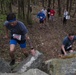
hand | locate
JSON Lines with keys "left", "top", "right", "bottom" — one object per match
{"left": 30, "top": 49, "right": 36, "bottom": 56}
{"left": 64, "top": 52, "right": 67, "bottom": 55}
{"left": 70, "top": 50, "right": 73, "bottom": 53}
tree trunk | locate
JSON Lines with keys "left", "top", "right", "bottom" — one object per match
{"left": 53, "top": 0, "right": 55, "bottom": 9}
{"left": 18, "top": 0, "right": 21, "bottom": 19}
{"left": 9, "top": 0, "right": 12, "bottom": 12}
{"left": 66, "top": 0, "right": 69, "bottom": 11}
{"left": 47, "top": 0, "right": 51, "bottom": 7}
{"left": 72, "top": 0, "right": 76, "bottom": 17}
{"left": 42, "top": 0, "right": 44, "bottom": 7}
{"left": 18, "top": 0, "right": 25, "bottom": 22}
{"left": 58, "top": 0, "right": 61, "bottom": 16}
{"left": 0, "top": 0, "right": 4, "bottom": 14}
{"left": 26, "top": 0, "right": 32, "bottom": 25}
{"left": 21, "top": 0, "right": 25, "bottom": 20}
{"left": 69, "top": 0, "right": 72, "bottom": 15}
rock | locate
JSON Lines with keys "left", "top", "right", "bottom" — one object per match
{"left": 0, "top": 69, "right": 49, "bottom": 75}
{"left": 13, "top": 50, "right": 44, "bottom": 73}
{"left": 45, "top": 52, "right": 76, "bottom": 75}
{"left": 22, "top": 69, "right": 49, "bottom": 75}
{"left": 0, "top": 58, "right": 11, "bottom": 73}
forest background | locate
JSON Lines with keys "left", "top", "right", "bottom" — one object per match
{"left": 0, "top": 0, "right": 76, "bottom": 62}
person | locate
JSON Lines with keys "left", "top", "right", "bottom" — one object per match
{"left": 41, "top": 7, "right": 47, "bottom": 24}
{"left": 49, "top": 9, "right": 55, "bottom": 21}
{"left": 63, "top": 9, "right": 69, "bottom": 25}
{"left": 61, "top": 33, "right": 76, "bottom": 55}
{"left": 4, "top": 13, "right": 36, "bottom": 65}
{"left": 47, "top": 7, "right": 51, "bottom": 21}
{"left": 37, "top": 10, "right": 45, "bottom": 28}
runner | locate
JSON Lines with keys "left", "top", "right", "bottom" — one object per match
{"left": 4, "top": 13, "right": 35, "bottom": 65}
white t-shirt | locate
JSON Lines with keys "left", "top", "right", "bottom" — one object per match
{"left": 41, "top": 9, "right": 47, "bottom": 16}
{"left": 64, "top": 11, "right": 68, "bottom": 17}
{"left": 63, "top": 11, "right": 70, "bottom": 19}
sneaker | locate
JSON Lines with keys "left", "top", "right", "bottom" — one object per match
{"left": 10, "top": 59, "right": 15, "bottom": 66}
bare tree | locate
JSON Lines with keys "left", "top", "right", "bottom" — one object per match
{"left": 47, "top": 0, "right": 51, "bottom": 7}
{"left": 69, "top": 0, "right": 72, "bottom": 15}
{"left": 66, "top": 0, "right": 70, "bottom": 11}
{"left": 58, "top": 0, "right": 61, "bottom": 16}
{"left": 53, "top": 0, "right": 55, "bottom": 9}
{"left": 72, "top": 0, "right": 76, "bottom": 17}
{"left": 18, "top": 0, "right": 25, "bottom": 22}
{"left": 26, "top": 0, "right": 32, "bottom": 25}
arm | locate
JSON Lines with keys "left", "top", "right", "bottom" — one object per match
{"left": 61, "top": 45, "right": 67, "bottom": 55}
{"left": 26, "top": 34, "right": 33, "bottom": 49}
{"left": 25, "top": 34, "right": 36, "bottom": 55}
{"left": 20, "top": 22, "right": 36, "bottom": 55}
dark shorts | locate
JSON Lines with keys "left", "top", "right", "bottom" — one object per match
{"left": 39, "top": 20, "right": 44, "bottom": 23}
{"left": 47, "top": 14, "right": 50, "bottom": 19}
{"left": 61, "top": 47, "right": 72, "bottom": 55}
{"left": 10, "top": 39, "right": 26, "bottom": 48}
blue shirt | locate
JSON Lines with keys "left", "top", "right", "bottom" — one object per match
{"left": 62, "top": 36, "right": 76, "bottom": 49}
{"left": 37, "top": 12, "right": 45, "bottom": 21}
{"left": 4, "top": 21, "right": 28, "bottom": 40}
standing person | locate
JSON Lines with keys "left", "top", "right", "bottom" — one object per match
{"left": 47, "top": 7, "right": 51, "bottom": 21}
{"left": 41, "top": 7, "right": 47, "bottom": 24}
{"left": 50, "top": 9, "right": 55, "bottom": 21}
{"left": 61, "top": 33, "right": 76, "bottom": 55}
{"left": 63, "top": 9, "right": 68, "bottom": 25}
{"left": 37, "top": 10, "right": 45, "bottom": 28}
{"left": 4, "top": 13, "right": 35, "bottom": 65}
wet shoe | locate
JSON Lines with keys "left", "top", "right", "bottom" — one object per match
{"left": 10, "top": 59, "right": 15, "bottom": 66}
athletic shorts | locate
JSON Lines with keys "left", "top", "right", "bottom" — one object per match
{"left": 39, "top": 20, "right": 44, "bottom": 23}
{"left": 10, "top": 39, "right": 26, "bottom": 48}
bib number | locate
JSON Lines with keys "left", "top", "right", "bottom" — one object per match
{"left": 13, "top": 34, "right": 21, "bottom": 40}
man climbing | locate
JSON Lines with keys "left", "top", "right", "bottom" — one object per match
{"left": 61, "top": 33, "right": 76, "bottom": 55}
{"left": 4, "top": 13, "right": 35, "bottom": 65}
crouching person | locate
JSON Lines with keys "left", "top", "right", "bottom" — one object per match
{"left": 61, "top": 33, "right": 76, "bottom": 55}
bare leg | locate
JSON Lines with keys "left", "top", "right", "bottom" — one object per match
{"left": 9, "top": 44, "right": 15, "bottom": 65}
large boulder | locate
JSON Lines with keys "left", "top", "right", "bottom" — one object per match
{"left": 13, "top": 50, "right": 44, "bottom": 73}
{"left": 45, "top": 51, "right": 76, "bottom": 75}
{"left": 0, "top": 58, "right": 11, "bottom": 73}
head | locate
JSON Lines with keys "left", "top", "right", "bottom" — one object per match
{"left": 7, "top": 13, "right": 17, "bottom": 26}
{"left": 68, "top": 33, "right": 74, "bottom": 40}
